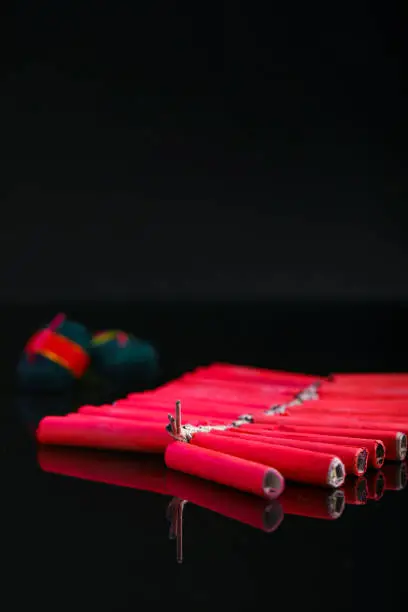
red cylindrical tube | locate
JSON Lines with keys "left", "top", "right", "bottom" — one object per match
{"left": 212, "top": 430, "right": 367, "bottom": 476}
{"left": 228, "top": 428, "right": 385, "bottom": 469}
{"left": 292, "top": 398, "right": 408, "bottom": 418}
{"left": 190, "top": 432, "right": 345, "bottom": 488}
{"left": 255, "top": 423, "right": 406, "bottom": 461}
{"left": 254, "top": 414, "right": 408, "bottom": 435}
{"left": 194, "top": 363, "right": 318, "bottom": 386}
{"left": 366, "top": 471, "right": 385, "bottom": 501}
{"left": 318, "top": 380, "right": 408, "bottom": 400}
{"left": 280, "top": 486, "right": 345, "bottom": 520}
{"left": 286, "top": 406, "right": 408, "bottom": 429}
{"left": 36, "top": 415, "right": 171, "bottom": 453}
{"left": 178, "top": 373, "right": 302, "bottom": 397}
{"left": 118, "top": 397, "right": 254, "bottom": 421}
{"left": 166, "top": 470, "right": 283, "bottom": 532}
{"left": 333, "top": 373, "right": 408, "bottom": 385}
{"left": 164, "top": 442, "right": 284, "bottom": 500}
{"left": 138, "top": 383, "right": 285, "bottom": 411}
{"left": 77, "top": 405, "right": 223, "bottom": 426}
{"left": 37, "top": 446, "right": 169, "bottom": 494}
{"left": 321, "top": 390, "right": 408, "bottom": 400}
{"left": 342, "top": 477, "right": 368, "bottom": 505}
{"left": 381, "top": 462, "right": 408, "bottom": 491}
{"left": 330, "top": 374, "right": 408, "bottom": 394}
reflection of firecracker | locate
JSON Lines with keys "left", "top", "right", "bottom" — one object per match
{"left": 366, "top": 471, "right": 385, "bottom": 501}
{"left": 382, "top": 462, "right": 407, "bottom": 492}
{"left": 280, "top": 485, "right": 345, "bottom": 520}
{"left": 342, "top": 477, "right": 368, "bottom": 506}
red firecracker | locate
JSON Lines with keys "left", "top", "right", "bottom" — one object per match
{"left": 164, "top": 442, "right": 284, "bottom": 500}
{"left": 36, "top": 415, "right": 171, "bottom": 453}
{"left": 211, "top": 430, "right": 368, "bottom": 476}
{"left": 190, "top": 432, "right": 345, "bottom": 488}
{"left": 225, "top": 428, "right": 385, "bottom": 469}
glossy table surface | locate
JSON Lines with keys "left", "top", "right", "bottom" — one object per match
{"left": 1, "top": 301, "right": 408, "bottom": 611}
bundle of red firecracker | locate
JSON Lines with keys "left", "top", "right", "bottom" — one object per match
{"left": 36, "top": 363, "right": 408, "bottom": 500}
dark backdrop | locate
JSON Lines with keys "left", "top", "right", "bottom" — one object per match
{"left": 2, "top": 2, "right": 406, "bottom": 302}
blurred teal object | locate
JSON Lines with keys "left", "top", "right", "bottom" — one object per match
{"left": 15, "top": 393, "right": 74, "bottom": 436}
{"left": 17, "top": 356, "right": 74, "bottom": 391}
{"left": 90, "top": 330, "right": 159, "bottom": 382}
{"left": 16, "top": 315, "right": 92, "bottom": 391}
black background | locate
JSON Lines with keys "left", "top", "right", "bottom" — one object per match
{"left": 2, "top": 2, "right": 407, "bottom": 302}
{"left": 2, "top": 7, "right": 408, "bottom": 609}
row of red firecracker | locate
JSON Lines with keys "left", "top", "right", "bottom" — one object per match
{"left": 37, "top": 363, "right": 408, "bottom": 500}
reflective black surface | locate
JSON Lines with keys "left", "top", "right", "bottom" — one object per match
{"left": 1, "top": 301, "right": 408, "bottom": 611}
